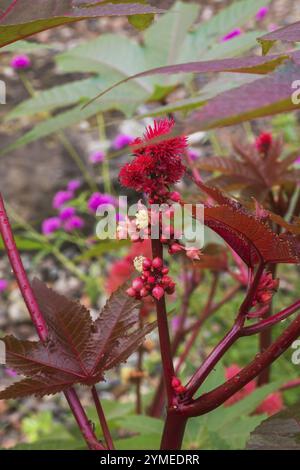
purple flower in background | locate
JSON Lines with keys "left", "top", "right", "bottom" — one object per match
{"left": 171, "top": 315, "right": 183, "bottom": 332}
{"left": 256, "top": 6, "right": 269, "bottom": 21}
{"left": 188, "top": 149, "right": 200, "bottom": 161}
{"left": 221, "top": 28, "right": 242, "bottom": 42}
{"left": 59, "top": 206, "right": 76, "bottom": 221}
{"left": 88, "top": 192, "right": 116, "bottom": 213}
{"left": 89, "top": 150, "right": 105, "bottom": 164}
{"left": 42, "top": 217, "right": 61, "bottom": 236}
{"left": 0, "top": 279, "right": 8, "bottom": 292}
{"left": 67, "top": 179, "right": 81, "bottom": 192}
{"left": 64, "top": 215, "right": 85, "bottom": 232}
{"left": 52, "top": 190, "right": 73, "bottom": 209}
{"left": 112, "top": 134, "right": 133, "bottom": 150}
{"left": 10, "top": 54, "right": 31, "bottom": 70}
{"left": 295, "top": 156, "right": 300, "bottom": 164}
{"left": 5, "top": 368, "right": 17, "bottom": 378}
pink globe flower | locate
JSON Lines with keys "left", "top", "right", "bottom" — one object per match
{"left": 256, "top": 391, "right": 284, "bottom": 416}
{"left": 59, "top": 206, "right": 76, "bottom": 221}
{"left": 256, "top": 6, "right": 269, "bottom": 21}
{"left": 112, "top": 134, "right": 134, "bottom": 150}
{"left": 52, "top": 190, "right": 73, "bottom": 209}
{"left": 188, "top": 149, "right": 200, "bottom": 161}
{"left": 42, "top": 217, "right": 61, "bottom": 236}
{"left": 64, "top": 215, "right": 85, "bottom": 232}
{"left": 10, "top": 54, "right": 31, "bottom": 70}
{"left": 0, "top": 279, "right": 8, "bottom": 292}
{"left": 89, "top": 150, "right": 105, "bottom": 164}
{"left": 88, "top": 192, "right": 116, "bottom": 213}
{"left": 67, "top": 179, "right": 81, "bottom": 192}
{"left": 222, "top": 28, "right": 242, "bottom": 42}
{"left": 5, "top": 368, "right": 17, "bottom": 378}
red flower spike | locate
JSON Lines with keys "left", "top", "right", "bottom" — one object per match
{"left": 255, "top": 132, "right": 272, "bottom": 155}
{"left": 127, "top": 287, "right": 137, "bottom": 297}
{"left": 119, "top": 118, "right": 187, "bottom": 199}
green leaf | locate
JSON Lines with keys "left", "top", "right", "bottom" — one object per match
{"left": 1, "top": 40, "right": 52, "bottom": 52}
{"left": 115, "top": 433, "right": 160, "bottom": 450}
{"left": 12, "top": 439, "right": 84, "bottom": 450}
{"left": 117, "top": 415, "right": 163, "bottom": 436}
{"left": 143, "top": 1, "right": 199, "bottom": 70}
{"left": 0, "top": 236, "right": 44, "bottom": 251}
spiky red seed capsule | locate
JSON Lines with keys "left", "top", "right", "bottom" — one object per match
{"left": 165, "top": 284, "right": 176, "bottom": 295}
{"left": 152, "top": 286, "right": 165, "bottom": 300}
{"left": 162, "top": 267, "right": 169, "bottom": 275}
{"left": 175, "top": 385, "right": 186, "bottom": 394}
{"left": 161, "top": 275, "right": 172, "bottom": 287}
{"left": 148, "top": 276, "right": 156, "bottom": 284}
{"left": 152, "top": 257, "right": 163, "bottom": 270}
{"left": 127, "top": 287, "right": 138, "bottom": 298}
{"left": 132, "top": 278, "right": 144, "bottom": 291}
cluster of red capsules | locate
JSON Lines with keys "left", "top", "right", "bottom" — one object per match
{"left": 126, "top": 257, "right": 176, "bottom": 301}
{"left": 171, "top": 376, "right": 186, "bottom": 395}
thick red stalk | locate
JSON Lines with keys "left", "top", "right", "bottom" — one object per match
{"left": 184, "top": 313, "right": 300, "bottom": 417}
{"left": 185, "top": 263, "right": 264, "bottom": 399}
{"left": 151, "top": 238, "right": 175, "bottom": 406}
{"left": 160, "top": 411, "right": 187, "bottom": 450}
{"left": 0, "top": 193, "right": 102, "bottom": 451}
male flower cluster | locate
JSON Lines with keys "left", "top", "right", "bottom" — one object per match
{"left": 127, "top": 257, "right": 175, "bottom": 301}
{"left": 253, "top": 271, "right": 279, "bottom": 306}
{"left": 119, "top": 118, "right": 187, "bottom": 201}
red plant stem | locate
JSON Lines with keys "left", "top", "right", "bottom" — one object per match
{"left": 0, "top": 195, "right": 48, "bottom": 341}
{"left": 136, "top": 316, "right": 144, "bottom": 415}
{"left": 91, "top": 386, "right": 114, "bottom": 450}
{"left": 149, "top": 284, "right": 240, "bottom": 418}
{"left": 185, "top": 318, "right": 244, "bottom": 399}
{"left": 66, "top": 388, "right": 105, "bottom": 450}
{"left": 151, "top": 238, "right": 175, "bottom": 406}
{"left": 241, "top": 299, "right": 300, "bottom": 336}
{"left": 0, "top": 193, "right": 102, "bottom": 451}
{"left": 160, "top": 411, "right": 187, "bottom": 450}
{"left": 257, "top": 263, "right": 277, "bottom": 386}
{"left": 0, "top": 0, "right": 19, "bottom": 21}
{"left": 185, "top": 263, "right": 264, "bottom": 399}
{"left": 280, "top": 378, "right": 300, "bottom": 391}
{"left": 184, "top": 313, "right": 300, "bottom": 417}
{"left": 175, "top": 274, "right": 219, "bottom": 374}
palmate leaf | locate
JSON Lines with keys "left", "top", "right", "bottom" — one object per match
{"left": 196, "top": 137, "right": 299, "bottom": 195}
{"left": 0, "top": 0, "right": 162, "bottom": 49}
{"left": 0, "top": 280, "right": 156, "bottom": 399}
{"left": 191, "top": 182, "right": 300, "bottom": 267}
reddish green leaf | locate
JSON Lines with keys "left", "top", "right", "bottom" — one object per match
{"left": 258, "top": 22, "right": 300, "bottom": 54}
{"left": 186, "top": 62, "right": 300, "bottom": 131}
{"left": 190, "top": 182, "right": 300, "bottom": 267}
{"left": 0, "top": 0, "right": 162, "bottom": 49}
{"left": 0, "top": 280, "right": 155, "bottom": 399}
{"left": 87, "top": 54, "right": 291, "bottom": 105}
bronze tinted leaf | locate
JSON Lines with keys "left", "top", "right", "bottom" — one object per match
{"left": 0, "top": 281, "right": 155, "bottom": 399}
